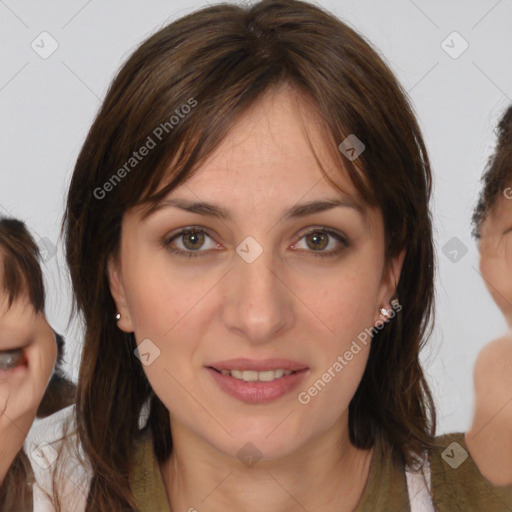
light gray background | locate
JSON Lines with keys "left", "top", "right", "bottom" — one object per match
{"left": 1, "top": 0, "right": 511, "bottom": 435}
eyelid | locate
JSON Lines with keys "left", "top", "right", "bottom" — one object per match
{"left": 164, "top": 225, "right": 221, "bottom": 248}
{"left": 296, "top": 225, "right": 348, "bottom": 242}
{"left": 0, "top": 337, "right": 32, "bottom": 352}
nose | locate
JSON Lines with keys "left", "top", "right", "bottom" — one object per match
{"left": 222, "top": 244, "right": 293, "bottom": 345}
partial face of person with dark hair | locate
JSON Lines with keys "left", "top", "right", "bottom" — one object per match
{"left": 473, "top": 105, "right": 512, "bottom": 327}
{"left": 108, "top": 83, "right": 404, "bottom": 510}
{"left": 466, "top": 105, "right": 512, "bottom": 488}
{"left": 478, "top": 186, "right": 512, "bottom": 326}
{"left": 0, "top": 250, "right": 58, "bottom": 485}
{"left": 467, "top": 189, "right": 512, "bottom": 486}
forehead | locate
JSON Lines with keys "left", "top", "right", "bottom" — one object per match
{"left": 159, "top": 86, "right": 361, "bottom": 212}
{"left": 0, "top": 288, "right": 34, "bottom": 323}
{"left": 0, "top": 250, "right": 34, "bottom": 318}
{"left": 0, "top": 299, "right": 37, "bottom": 351}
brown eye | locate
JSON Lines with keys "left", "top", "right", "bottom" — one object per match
{"left": 305, "top": 232, "right": 329, "bottom": 251}
{"left": 0, "top": 348, "right": 23, "bottom": 370}
{"left": 293, "top": 227, "right": 349, "bottom": 257}
{"left": 162, "top": 227, "right": 220, "bottom": 258}
{"left": 181, "top": 230, "right": 206, "bottom": 250}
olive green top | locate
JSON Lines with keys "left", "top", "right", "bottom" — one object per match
{"left": 130, "top": 429, "right": 512, "bottom": 511}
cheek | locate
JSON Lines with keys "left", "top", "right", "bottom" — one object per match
{"left": 296, "top": 260, "right": 382, "bottom": 401}
{"left": 40, "top": 322, "right": 58, "bottom": 372}
{"left": 480, "top": 251, "right": 512, "bottom": 313}
{"left": 122, "top": 259, "right": 206, "bottom": 401}
{"left": 479, "top": 253, "right": 494, "bottom": 288}
{"left": 123, "top": 254, "right": 190, "bottom": 338}
{"left": 315, "top": 258, "right": 383, "bottom": 335}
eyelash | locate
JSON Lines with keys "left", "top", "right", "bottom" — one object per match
{"left": 161, "top": 226, "right": 349, "bottom": 259}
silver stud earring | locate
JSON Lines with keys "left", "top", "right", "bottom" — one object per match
{"left": 380, "top": 307, "right": 390, "bottom": 317}
{"left": 115, "top": 313, "right": 121, "bottom": 321}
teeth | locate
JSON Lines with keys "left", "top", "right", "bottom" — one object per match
{"left": 220, "top": 368, "right": 294, "bottom": 382}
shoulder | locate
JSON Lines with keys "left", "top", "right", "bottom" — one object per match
{"left": 27, "top": 404, "right": 76, "bottom": 445}
{"left": 129, "top": 427, "right": 157, "bottom": 495}
{"left": 129, "top": 428, "right": 172, "bottom": 512}
{"left": 429, "top": 432, "right": 512, "bottom": 511}
{"left": 24, "top": 405, "right": 92, "bottom": 512}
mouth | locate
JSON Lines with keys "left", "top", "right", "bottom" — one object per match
{"left": 208, "top": 367, "right": 304, "bottom": 382}
{"left": 205, "top": 358, "right": 309, "bottom": 403}
{"left": 206, "top": 358, "right": 308, "bottom": 379}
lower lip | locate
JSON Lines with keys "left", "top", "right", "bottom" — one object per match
{"left": 206, "top": 367, "right": 309, "bottom": 403}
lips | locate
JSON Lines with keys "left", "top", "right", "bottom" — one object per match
{"left": 206, "top": 358, "right": 308, "bottom": 372}
{"left": 206, "top": 366, "right": 309, "bottom": 403}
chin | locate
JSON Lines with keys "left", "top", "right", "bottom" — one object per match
{"left": 210, "top": 427, "right": 304, "bottom": 462}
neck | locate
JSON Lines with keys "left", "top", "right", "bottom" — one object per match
{"left": 159, "top": 417, "right": 374, "bottom": 512}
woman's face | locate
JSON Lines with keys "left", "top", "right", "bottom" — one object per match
{"left": 479, "top": 188, "right": 512, "bottom": 326}
{"left": 108, "top": 85, "right": 404, "bottom": 460}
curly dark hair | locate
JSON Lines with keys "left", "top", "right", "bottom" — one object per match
{"left": 472, "top": 104, "right": 512, "bottom": 239}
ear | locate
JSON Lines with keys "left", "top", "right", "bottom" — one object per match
{"left": 373, "top": 249, "right": 406, "bottom": 325}
{"left": 106, "top": 253, "right": 135, "bottom": 333}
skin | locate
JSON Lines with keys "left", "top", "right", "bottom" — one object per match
{"left": 478, "top": 190, "right": 512, "bottom": 326}
{"left": 466, "top": 189, "right": 512, "bottom": 487}
{"left": 108, "top": 84, "right": 405, "bottom": 512}
{"left": 0, "top": 272, "right": 58, "bottom": 485}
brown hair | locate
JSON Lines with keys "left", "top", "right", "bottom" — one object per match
{"left": 63, "top": 0, "right": 437, "bottom": 509}
{"left": 0, "top": 217, "right": 45, "bottom": 313}
{"left": 0, "top": 217, "right": 76, "bottom": 511}
{"left": 472, "top": 103, "right": 512, "bottom": 239}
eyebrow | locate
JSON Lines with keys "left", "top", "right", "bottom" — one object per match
{"left": 143, "top": 197, "right": 367, "bottom": 222}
